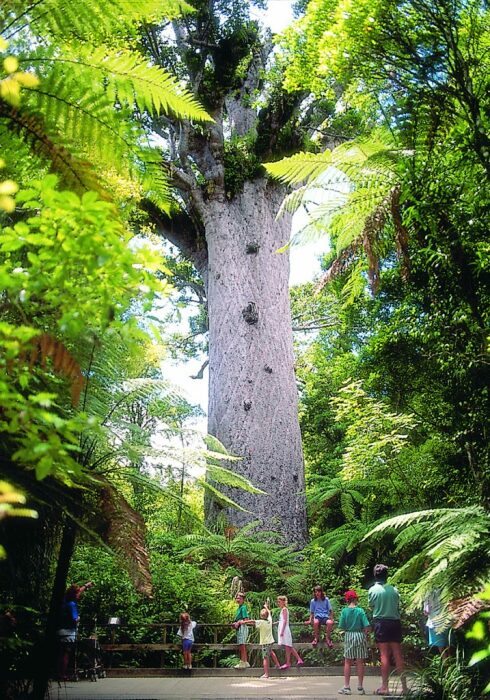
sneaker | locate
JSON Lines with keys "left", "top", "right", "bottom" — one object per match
{"left": 280, "top": 663, "right": 290, "bottom": 670}
{"left": 234, "top": 661, "right": 246, "bottom": 669}
{"left": 338, "top": 689, "right": 351, "bottom": 695}
{"left": 311, "top": 638, "right": 318, "bottom": 646}
{"left": 326, "top": 637, "right": 334, "bottom": 648}
{"left": 296, "top": 658, "right": 304, "bottom": 666}
{"left": 242, "top": 661, "right": 250, "bottom": 668}
{"left": 357, "top": 689, "right": 365, "bottom": 695}
{"left": 260, "top": 674, "right": 270, "bottom": 679}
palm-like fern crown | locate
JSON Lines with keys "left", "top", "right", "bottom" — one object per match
{"left": 265, "top": 131, "right": 408, "bottom": 296}
{"left": 0, "top": 0, "right": 211, "bottom": 207}
{"left": 365, "top": 506, "right": 490, "bottom": 608}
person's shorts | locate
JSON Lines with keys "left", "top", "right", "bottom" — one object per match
{"left": 261, "top": 643, "right": 273, "bottom": 659}
{"left": 182, "top": 639, "right": 193, "bottom": 652}
{"left": 428, "top": 626, "right": 450, "bottom": 648}
{"left": 236, "top": 624, "right": 249, "bottom": 644}
{"left": 373, "top": 619, "right": 403, "bottom": 644}
{"left": 57, "top": 628, "right": 76, "bottom": 643}
{"left": 344, "top": 630, "right": 369, "bottom": 659}
{"left": 314, "top": 617, "right": 332, "bottom": 625}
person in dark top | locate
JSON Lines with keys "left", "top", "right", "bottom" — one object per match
{"left": 57, "top": 581, "right": 93, "bottom": 680}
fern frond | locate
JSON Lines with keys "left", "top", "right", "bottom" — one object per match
{"left": 265, "top": 150, "right": 333, "bottom": 186}
{"left": 95, "top": 476, "right": 152, "bottom": 596}
{"left": 365, "top": 506, "right": 490, "bottom": 606}
{"left": 0, "top": 102, "right": 106, "bottom": 194}
{"left": 25, "top": 45, "right": 211, "bottom": 122}
{"left": 364, "top": 508, "right": 456, "bottom": 538}
{"left": 19, "top": 73, "right": 172, "bottom": 203}
{"left": 205, "top": 462, "right": 266, "bottom": 495}
{"left": 2, "top": 0, "right": 194, "bottom": 43}
{"left": 196, "top": 478, "right": 250, "bottom": 513}
{"left": 340, "top": 491, "right": 356, "bottom": 522}
{"left": 30, "top": 333, "right": 85, "bottom": 406}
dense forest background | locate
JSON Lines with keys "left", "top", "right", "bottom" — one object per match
{"left": 0, "top": 0, "right": 489, "bottom": 698}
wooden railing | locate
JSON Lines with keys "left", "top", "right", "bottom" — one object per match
{"left": 98, "top": 622, "right": 359, "bottom": 669}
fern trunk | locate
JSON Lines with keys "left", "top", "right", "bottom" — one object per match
{"left": 203, "top": 178, "right": 307, "bottom": 546}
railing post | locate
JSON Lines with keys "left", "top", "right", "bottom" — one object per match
{"left": 161, "top": 625, "right": 167, "bottom": 668}
{"left": 213, "top": 626, "right": 218, "bottom": 668}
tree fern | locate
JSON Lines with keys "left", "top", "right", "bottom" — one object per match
{"left": 265, "top": 133, "right": 406, "bottom": 293}
{"left": 1, "top": 0, "right": 194, "bottom": 43}
{"left": 364, "top": 506, "right": 490, "bottom": 608}
{"left": 176, "top": 520, "right": 296, "bottom": 573}
{"left": 1, "top": 0, "right": 211, "bottom": 205}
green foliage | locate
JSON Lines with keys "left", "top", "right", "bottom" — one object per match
{"left": 223, "top": 134, "right": 262, "bottom": 198}
{"left": 467, "top": 585, "right": 490, "bottom": 693}
{"left": 176, "top": 519, "right": 297, "bottom": 586}
{"left": 0, "top": 176, "right": 165, "bottom": 482}
{"left": 70, "top": 543, "right": 227, "bottom": 631}
{"left": 0, "top": 0, "right": 210, "bottom": 206}
{"left": 410, "top": 652, "right": 483, "bottom": 700}
{"left": 365, "top": 507, "right": 490, "bottom": 608}
{"left": 332, "top": 379, "right": 418, "bottom": 481}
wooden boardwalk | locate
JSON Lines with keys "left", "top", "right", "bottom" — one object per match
{"left": 48, "top": 672, "right": 410, "bottom": 699}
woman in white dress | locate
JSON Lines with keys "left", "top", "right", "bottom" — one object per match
{"left": 277, "top": 595, "right": 304, "bottom": 669}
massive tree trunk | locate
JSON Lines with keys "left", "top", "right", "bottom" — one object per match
{"left": 204, "top": 179, "right": 307, "bottom": 545}
{"left": 145, "top": 11, "right": 309, "bottom": 546}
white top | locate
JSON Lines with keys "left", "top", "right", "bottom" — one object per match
{"left": 424, "top": 590, "right": 444, "bottom": 630}
{"left": 177, "top": 620, "right": 197, "bottom": 641}
{"left": 277, "top": 607, "right": 293, "bottom": 647}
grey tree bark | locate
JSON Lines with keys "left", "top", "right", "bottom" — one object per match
{"left": 203, "top": 179, "right": 307, "bottom": 545}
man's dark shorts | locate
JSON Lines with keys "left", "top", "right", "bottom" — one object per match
{"left": 373, "top": 618, "right": 403, "bottom": 644}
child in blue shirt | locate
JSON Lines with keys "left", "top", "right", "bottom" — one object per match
{"left": 305, "top": 585, "right": 334, "bottom": 648}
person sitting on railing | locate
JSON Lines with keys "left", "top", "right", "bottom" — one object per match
{"left": 305, "top": 585, "right": 334, "bottom": 648}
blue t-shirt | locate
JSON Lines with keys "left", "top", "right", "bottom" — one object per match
{"left": 310, "top": 597, "right": 332, "bottom": 619}
{"left": 60, "top": 600, "right": 78, "bottom": 629}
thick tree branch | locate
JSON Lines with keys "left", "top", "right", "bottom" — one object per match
{"left": 142, "top": 200, "right": 208, "bottom": 280}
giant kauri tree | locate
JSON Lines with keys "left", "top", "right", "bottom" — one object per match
{"left": 143, "top": 1, "right": 312, "bottom": 544}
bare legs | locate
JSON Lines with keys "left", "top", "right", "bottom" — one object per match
{"left": 284, "top": 645, "right": 303, "bottom": 665}
{"left": 58, "top": 642, "right": 74, "bottom": 680}
{"left": 262, "top": 656, "right": 270, "bottom": 677}
{"left": 312, "top": 618, "right": 334, "bottom": 644}
{"left": 262, "top": 650, "right": 281, "bottom": 677}
{"left": 356, "top": 659, "right": 365, "bottom": 688}
{"left": 343, "top": 658, "right": 365, "bottom": 689}
{"left": 239, "top": 643, "right": 248, "bottom": 663}
{"left": 377, "top": 642, "right": 407, "bottom": 693}
{"left": 271, "top": 649, "right": 281, "bottom": 668}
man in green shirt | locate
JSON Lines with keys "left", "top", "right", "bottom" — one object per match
{"left": 368, "top": 564, "right": 408, "bottom": 695}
